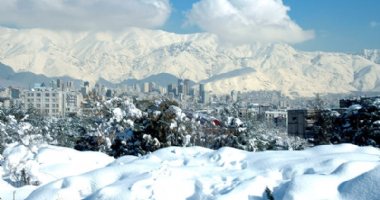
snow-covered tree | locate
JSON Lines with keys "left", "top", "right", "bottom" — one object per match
{"left": 110, "top": 99, "right": 201, "bottom": 157}
{"left": 311, "top": 97, "right": 380, "bottom": 147}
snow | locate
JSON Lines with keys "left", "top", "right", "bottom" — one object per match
{"left": 166, "top": 105, "right": 186, "bottom": 121}
{"left": 153, "top": 110, "right": 161, "bottom": 118}
{"left": 1, "top": 27, "right": 380, "bottom": 97}
{"left": 347, "top": 104, "right": 362, "bottom": 116}
{"left": 362, "top": 49, "right": 380, "bottom": 64}
{"left": 1, "top": 143, "right": 379, "bottom": 200}
{"left": 125, "top": 101, "right": 142, "bottom": 119}
{"left": 1, "top": 144, "right": 113, "bottom": 200}
{"left": 226, "top": 117, "right": 246, "bottom": 132}
{"left": 112, "top": 108, "right": 124, "bottom": 123}
{"left": 330, "top": 110, "right": 341, "bottom": 117}
{"left": 339, "top": 166, "right": 380, "bottom": 200}
{"left": 373, "top": 98, "right": 380, "bottom": 108}
{"left": 348, "top": 104, "right": 362, "bottom": 111}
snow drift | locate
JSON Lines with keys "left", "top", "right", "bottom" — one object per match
{"left": 1, "top": 144, "right": 379, "bottom": 199}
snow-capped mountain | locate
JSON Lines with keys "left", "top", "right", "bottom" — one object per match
{"left": 361, "top": 49, "right": 380, "bottom": 64}
{"left": 0, "top": 27, "right": 379, "bottom": 97}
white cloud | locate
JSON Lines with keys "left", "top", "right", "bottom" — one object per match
{"left": 0, "top": 0, "right": 171, "bottom": 30}
{"left": 187, "top": 0, "right": 314, "bottom": 44}
{"left": 370, "top": 21, "right": 380, "bottom": 28}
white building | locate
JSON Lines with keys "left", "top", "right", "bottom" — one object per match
{"left": 21, "top": 88, "right": 83, "bottom": 117}
{"left": 143, "top": 82, "right": 150, "bottom": 93}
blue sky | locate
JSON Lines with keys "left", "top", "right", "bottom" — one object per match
{"left": 0, "top": 0, "right": 379, "bottom": 53}
{"left": 164, "top": 0, "right": 380, "bottom": 53}
{"left": 284, "top": 0, "right": 380, "bottom": 52}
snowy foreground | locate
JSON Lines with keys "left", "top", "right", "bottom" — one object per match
{"left": 1, "top": 144, "right": 380, "bottom": 200}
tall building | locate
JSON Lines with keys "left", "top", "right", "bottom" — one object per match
{"left": 80, "top": 81, "right": 90, "bottom": 97}
{"left": 184, "top": 79, "right": 190, "bottom": 96}
{"left": 178, "top": 79, "right": 184, "bottom": 95}
{"left": 159, "top": 87, "right": 166, "bottom": 94}
{"left": 148, "top": 82, "right": 155, "bottom": 92}
{"left": 199, "top": 83, "right": 208, "bottom": 104}
{"left": 56, "top": 79, "right": 62, "bottom": 89}
{"left": 133, "top": 84, "right": 141, "bottom": 92}
{"left": 143, "top": 82, "right": 150, "bottom": 93}
{"left": 199, "top": 84, "right": 205, "bottom": 95}
{"left": 167, "top": 84, "right": 175, "bottom": 94}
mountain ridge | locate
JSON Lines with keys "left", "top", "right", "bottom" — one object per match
{"left": 0, "top": 27, "right": 379, "bottom": 97}
{"left": 361, "top": 49, "right": 380, "bottom": 64}
{"left": 0, "top": 62, "right": 183, "bottom": 90}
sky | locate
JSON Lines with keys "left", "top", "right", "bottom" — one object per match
{"left": 165, "top": 0, "right": 380, "bottom": 53}
{"left": 0, "top": 0, "right": 379, "bottom": 53}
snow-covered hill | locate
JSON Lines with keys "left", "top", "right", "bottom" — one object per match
{"left": 1, "top": 144, "right": 379, "bottom": 199}
{"left": 0, "top": 27, "right": 379, "bottom": 97}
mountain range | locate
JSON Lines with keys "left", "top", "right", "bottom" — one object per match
{"left": 0, "top": 27, "right": 379, "bottom": 97}
{"left": 0, "top": 62, "right": 183, "bottom": 90}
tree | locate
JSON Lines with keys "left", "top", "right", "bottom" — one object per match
{"left": 310, "top": 93, "right": 338, "bottom": 145}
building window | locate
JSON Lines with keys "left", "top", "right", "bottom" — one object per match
{"left": 37, "top": 93, "right": 41, "bottom": 97}
{"left": 45, "top": 104, "right": 49, "bottom": 108}
{"left": 45, "top": 93, "right": 50, "bottom": 97}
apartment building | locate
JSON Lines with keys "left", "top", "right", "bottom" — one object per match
{"left": 21, "top": 88, "right": 82, "bottom": 117}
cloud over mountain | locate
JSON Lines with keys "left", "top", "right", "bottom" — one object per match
{"left": 187, "top": 0, "right": 314, "bottom": 44}
{"left": 0, "top": 0, "right": 171, "bottom": 30}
